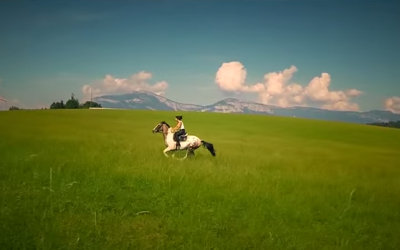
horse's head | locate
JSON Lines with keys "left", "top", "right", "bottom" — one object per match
{"left": 152, "top": 121, "right": 170, "bottom": 134}
{"left": 152, "top": 121, "right": 163, "bottom": 133}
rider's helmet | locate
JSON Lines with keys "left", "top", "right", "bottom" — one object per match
{"left": 175, "top": 115, "right": 183, "bottom": 120}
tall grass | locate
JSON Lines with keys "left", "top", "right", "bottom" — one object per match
{"left": 1, "top": 109, "right": 399, "bottom": 249}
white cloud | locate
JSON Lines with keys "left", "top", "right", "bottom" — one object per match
{"left": 215, "top": 62, "right": 264, "bottom": 93}
{"left": 385, "top": 96, "right": 400, "bottom": 114}
{"left": 215, "top": 61, "right": 362, "bottom": 111}
{"left": 82, "top": 71, "right": 168, "bottom": 101}
{"left": 346, "top": 89, "right": 363, "bottom": 97}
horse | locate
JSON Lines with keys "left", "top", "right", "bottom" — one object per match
{"left": 152, "top": 121, "right": 216, "bottom": 159}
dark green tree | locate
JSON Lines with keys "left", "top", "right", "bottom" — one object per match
{"left": 368, "top": 121, "right": 400, "bottom": 129}
{"left": 65, "top": 93, "right": 79, "bottom": 109}
{"left": 50, "top": 93, "right": 103, "bottom": 109}
{"left": 9, "top": 106, "right": 20, "bottom": 110}
{"left": 79, "top": 101, "right": 102, "bottom": 109}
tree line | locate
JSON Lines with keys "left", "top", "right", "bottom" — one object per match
{"left": 50, "top": 93, "right": 102, "bottom": 109}
{"left": 7, "top": 93, "right": 102, "bottom": 110}
{"left": 367, "top": 121, "right": 400, "bottom": 129}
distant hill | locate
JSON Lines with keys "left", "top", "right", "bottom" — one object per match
{"left": 93, "top": 90, "right": 400, "bottom": 124}
{"left": 93, "top": 90, "right": 203, "bottom": 111}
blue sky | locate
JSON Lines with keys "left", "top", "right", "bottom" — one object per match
{"left": 0, "top": 0, "right": 399, "bottom": 112}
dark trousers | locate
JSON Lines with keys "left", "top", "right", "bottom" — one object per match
{"left": 174, "top": 129, "right": 186, "bottom": 145}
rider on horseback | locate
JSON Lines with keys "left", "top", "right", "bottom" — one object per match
{"left": 172, "top": 115, "right": 186, "bottom": 149}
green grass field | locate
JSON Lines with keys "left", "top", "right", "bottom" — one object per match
{"left": 1, "top": 109, "right": 400, "bottom": 250}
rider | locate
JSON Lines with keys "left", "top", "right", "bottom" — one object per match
{"left": 172, "top": 115, "right": 186, "bottom": 149}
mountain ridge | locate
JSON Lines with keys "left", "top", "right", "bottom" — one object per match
{"left": 92, "top": 91, "right": 400, "bottom": 124}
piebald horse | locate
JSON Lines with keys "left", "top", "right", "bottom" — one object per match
{"left": 152, "top": 121, "right": 216, "bottom": 159}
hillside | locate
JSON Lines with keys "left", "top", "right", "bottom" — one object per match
{"left": 1, "top": 109, "right": 399, "bottom": 249}
{"left": 93, "top": 90, "right": 400, "bottom": 124}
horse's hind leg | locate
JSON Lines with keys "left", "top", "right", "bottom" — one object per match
{"left": 180, "top": 150, "right": 188, "bottom": 160}
{"left": 188, "top": 148, "right": 195, "bottom": 157}
{"left": 177, "top": 148, "right": 189, "bottom": 161}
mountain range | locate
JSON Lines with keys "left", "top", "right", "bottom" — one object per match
{"left": 92, "top": 90, "right": 400, "bottom": 124}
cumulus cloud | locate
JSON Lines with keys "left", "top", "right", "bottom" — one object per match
{"left": 215, "top": 62, "right": 264, "bottom": 93}
{"left": 82, "top": 71, "right": 168, "bottom": 100}
{"left": 385, "top": 97, "right": 400, "bottom": 114}
{"left": 215, "top": 61, "right": 362, "bottom": 111}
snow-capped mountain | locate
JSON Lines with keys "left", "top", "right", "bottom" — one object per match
{"left": 93, "top": 90, "right": 203, "bottom": 111}
{"left": 200, "top": 98, "right": 274, "bottom": 114}
{"left": 93, "top": 91, "right": 400, "bottom": 124}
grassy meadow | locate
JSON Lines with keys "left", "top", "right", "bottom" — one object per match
{"left": 1, "top": 109, "right": 400, "bottom": 249}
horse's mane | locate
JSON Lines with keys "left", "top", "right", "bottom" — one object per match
{"left": 161, "top": 121, "right": 170, "bottom": 128}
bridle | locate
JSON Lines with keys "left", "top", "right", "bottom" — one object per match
{"left": 152, "top": 121, "right": 170, "bottom": 134}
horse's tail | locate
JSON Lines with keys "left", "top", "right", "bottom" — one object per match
{"left": 201, "top": 140, "right": 216, "bottom": 157}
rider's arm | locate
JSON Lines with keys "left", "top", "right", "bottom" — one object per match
{"left": 173, "top": 121, "right": 182, "bottom": 130}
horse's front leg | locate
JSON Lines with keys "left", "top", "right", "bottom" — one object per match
{"left": 163, "top": 147, "right": 171, "bottom": 157}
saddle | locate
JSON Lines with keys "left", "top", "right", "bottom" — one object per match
{"left": 174, "top": 133, "right": 188, "bottom": 142}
